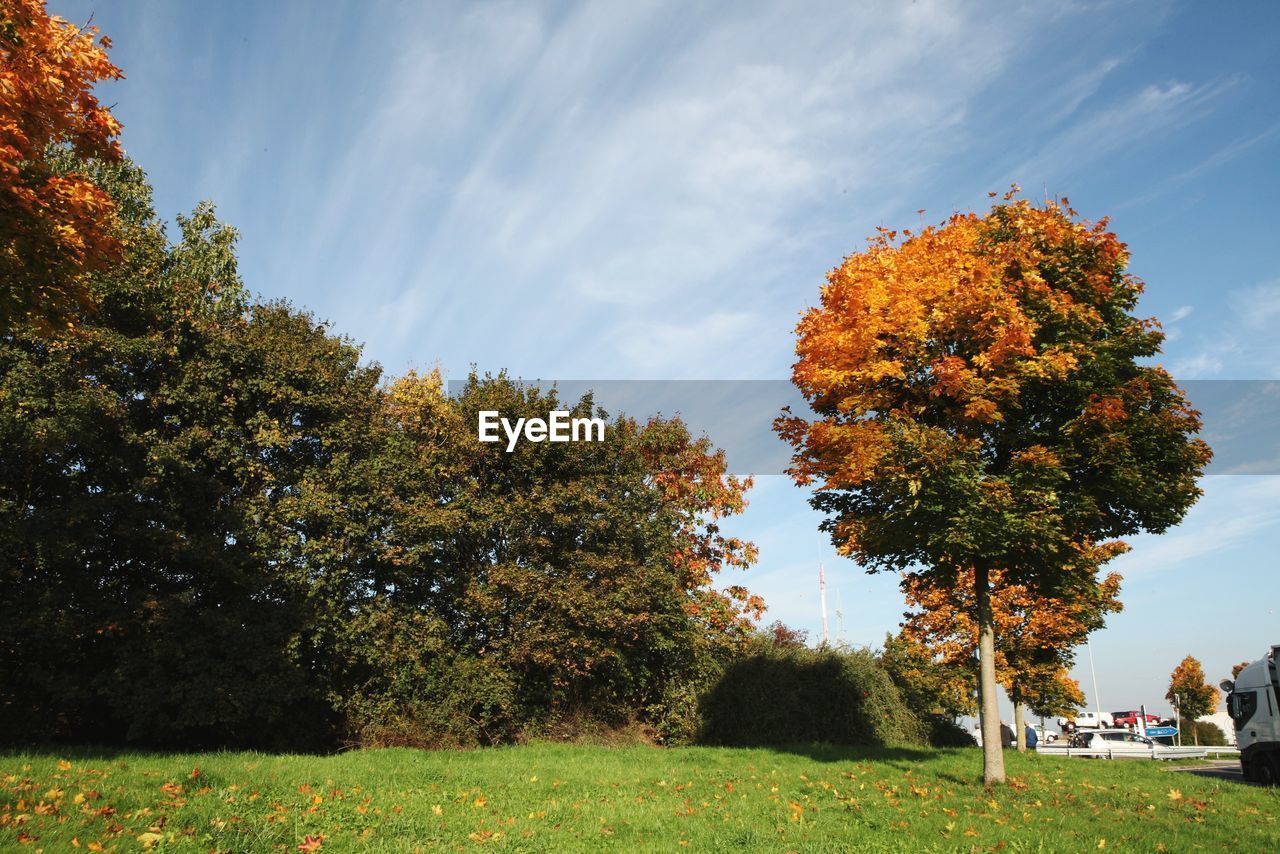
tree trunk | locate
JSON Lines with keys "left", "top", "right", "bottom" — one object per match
{"left": 1014, "top": 700, "right": 1027, "bottom": 752}
{"left": 975, "top": 560, "right": 1006, "bottom": 784}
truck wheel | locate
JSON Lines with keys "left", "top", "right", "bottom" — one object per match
{"left": 1252, "top": 755, "right": 1278, "bottom": 786}
{"left": 1266, "top": 754, "right": 1280, "bottom": 787}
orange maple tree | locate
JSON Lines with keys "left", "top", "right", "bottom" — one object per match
{"left": 778, "top": 190, "right": 1210, "bottom": 782}
{"left": 1166, "top": 654, "right": 1217, "bottom": 744}
{"left": 1, "top": 0, "right": 123, "bottom": 330}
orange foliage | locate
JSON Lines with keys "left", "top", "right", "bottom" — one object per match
{"left": 639, "top": 417, "right": 762, "bottom": 629}
{"left": 902, "top": 552, "right": 1122, "bottom": 714}
{"left": 780, "top": 192, "right": 1132, "bottom": 500}
{"left": 1, "top": 0, "right": 123, "bottom": 329}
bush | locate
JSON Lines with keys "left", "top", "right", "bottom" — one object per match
{"left": 340, "top": 606, "right": 520, "bottom": 748}
{"left": 924, "top": 715, "right": 977, "bottom": 747}
{"left": 1190, "top": 720, "right": 1227, "bottom": 747}
{"left": 697, "top": 646, "right": 926, "bottom": 748}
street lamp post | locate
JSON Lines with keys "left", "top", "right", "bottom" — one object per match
{"left": 1086, "top": 637, "right": 1102, "bottom": 719}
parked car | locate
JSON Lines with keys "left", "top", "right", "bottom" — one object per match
{"left": 1071, "top": 729, "right": 1160, "bottom": 757}
{"left": 1058, "top": 711, "right": 1113, "bottom": 730}
{"left": 1111, "top": 710, "right": 1162, "bottom": 729}
{"left": 1031, "top": 725, "right": 1059, "bottom": 744}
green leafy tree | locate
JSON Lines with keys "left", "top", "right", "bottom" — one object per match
{"left": 2, "top": 154, "right": 767, "bottom": 750}
{"left": 880, "top": 630, "right": 975, "bottom": 721}
{"left": 778, "top": 193, "right": 1211, "bottom": 782}
{"left": 354, "top": 371, "right": 760, "bottom": 744}
{"left": 1, "top": 158, "right": 389, "bottom": 746}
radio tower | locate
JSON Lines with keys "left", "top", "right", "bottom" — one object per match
{"left": 819, "top": 563, "right": 829, "bottom": 646}
{"left": 836, "top": 589, "right": 845, "bottom": 644}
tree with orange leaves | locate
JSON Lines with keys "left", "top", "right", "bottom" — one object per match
{"left": 902, "top": 556, "right": 1122, "bottom": 750}
{"left": 778, "top": 190, "right": 1211, "bottom": 783}
{"left": 1166, "top": 655, "right": 1217, "bottom": 745}
{"left": 1, "top": 0, "right": 123, "bottom": 331}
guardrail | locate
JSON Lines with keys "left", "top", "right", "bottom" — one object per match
{"left": 1035, "top": 744, "right": 1240, "bottom": 760}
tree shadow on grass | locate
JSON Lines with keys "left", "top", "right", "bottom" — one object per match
{"left": 746, "top": 742, "right": 983, "bottom": 787}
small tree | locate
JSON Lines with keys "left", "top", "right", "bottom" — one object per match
{"left": 1167, "top": 655, "right": 1217, "bottom": 744}
{"left": 779, "top": 193, "right": 1211, "bottom": 783}
{"left": 1231, "top": 661, "right": 1250, "bottom": 679}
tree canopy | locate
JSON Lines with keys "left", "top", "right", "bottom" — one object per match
{"left": 1167, "top": 655, "right": 1218, "bottom": 732}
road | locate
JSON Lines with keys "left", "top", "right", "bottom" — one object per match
{"left": 1165, "top": 760, "right": 1260, "bottom": 786}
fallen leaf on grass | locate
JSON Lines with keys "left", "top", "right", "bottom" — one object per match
{"left": 298, "top": 834, "right": 325, "bottom": 851}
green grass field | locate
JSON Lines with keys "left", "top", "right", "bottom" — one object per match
{"left": 2, "top": 743, "right": 1276, "bottom": 851}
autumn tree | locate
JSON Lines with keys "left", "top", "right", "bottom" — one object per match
{"left": 1, "top": 0, "right": 123, "bottom": 331}
{"left": 1231, "top": 661, "right": 1250, "bottom": 679}
{"left": 359, "top": 371, "right": 761, "bottom": 743}
{"left": 1166, "top": 655, "right": 1217, "bottom": 745}
{"left": 1022, "top": 667, "right": 1086, "bottom": 722}
{"left": 778, "top": 192, "right": 1211, "bottom": 783}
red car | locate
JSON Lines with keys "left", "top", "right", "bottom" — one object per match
{"left": 1111, "top": 710, "right": 1162, "bottom": 728}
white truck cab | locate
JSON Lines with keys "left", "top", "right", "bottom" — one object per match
{"left": 1223, "top": 644, "right": 1280, "bottom": 784}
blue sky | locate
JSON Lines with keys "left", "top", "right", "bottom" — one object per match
{"left": 55, "top": 0, "right": 1280, "bottom": 720}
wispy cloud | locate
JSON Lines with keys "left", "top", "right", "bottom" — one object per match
{"left": 301, "top": 0, "right": 1064, "bottom": 377}
{"left": 1009, "top": 77, "right": 1240, "bottom": 186}
{"left": 1112, "top": 477, "right": 1280, "bottom": 580}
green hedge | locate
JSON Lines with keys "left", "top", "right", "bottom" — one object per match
{"left": 697, "top": 647, "right": 927, "bottom": 748}
{"left": 1190, "top": 720, "right": 1227, "bottom": 747}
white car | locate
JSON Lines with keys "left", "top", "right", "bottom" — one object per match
{"left": 1032, "top": 725, "right": 1059, "bottom": 744}
{"left": 1072, "top": 729, "right": 1160, "bottom": 756}
{"left": 1058, "top": 711, "right": 1114, "bottom": 730}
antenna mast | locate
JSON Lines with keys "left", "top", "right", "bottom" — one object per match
{"left": 819, "top": 563, "right": 829, "bottom": 645}
{"left": 836, "top": 589, "right": 845, "bottom": 644}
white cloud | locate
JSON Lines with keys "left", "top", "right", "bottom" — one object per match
{"left": 1009, "top": 77, "right": 1239, "bottom": 186}
{"left": 1111, "top": 477, "right": 1280, "bottom": 580}
{"left": 332, "top": 0, "right": 1057, "bottom": 376}
{"left": 1231, "top": 281, "right": 1280, "bottom": 330}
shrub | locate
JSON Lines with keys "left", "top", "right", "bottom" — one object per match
{"left": 924, "top": 715, "right": 977, "bottom": 747}
{"left": 697, "top": 646, "right": 926, "bottom": 748}
{"left": 1190, "top": 720, "right": 1227, "bottom": 747}
{"left": 340, "top": 606, "right": 520, "bottom": 748}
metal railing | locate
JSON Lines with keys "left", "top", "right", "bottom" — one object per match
{"left": 1035, "top": 743, "right": 1240, "bottom": 760}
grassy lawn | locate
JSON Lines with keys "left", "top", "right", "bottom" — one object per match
{"left": 2, "top": 743, "right": 1276, "bottom": 852}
